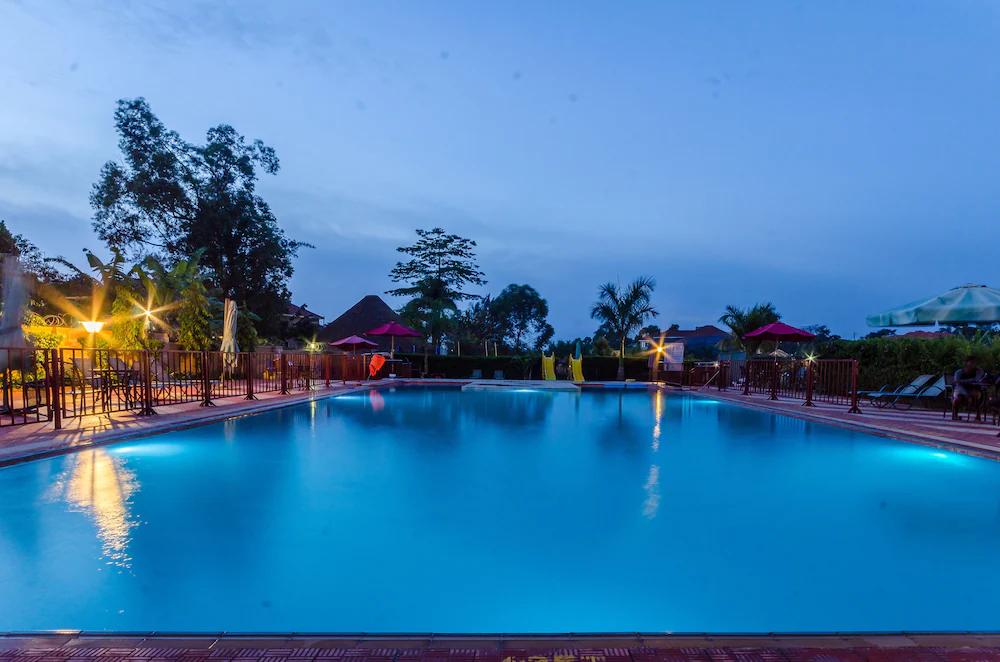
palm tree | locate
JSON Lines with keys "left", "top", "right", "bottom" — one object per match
{"left": 590, "top": 276, "right": 658, "bottom": 380}
{"left": 718, "top": 302, "right": 781, "bottom": 355}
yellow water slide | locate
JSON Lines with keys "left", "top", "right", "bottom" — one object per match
{"left": 542, "top": 353, "right": 556, "bottom": 380}
{"left": 568, "top": 356, "right": 584, "bottom": 382}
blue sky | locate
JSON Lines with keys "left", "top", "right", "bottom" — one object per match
{"left": 1, "top": 0, "right": 998, "bottom": 339}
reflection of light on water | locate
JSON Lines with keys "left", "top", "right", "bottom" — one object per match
{"left": 652, "top": 390, "right": 663, "bottom": 451}
{"left": 643, "top": 464, "right": 661, "bottom": 519}
{"left": 369, "top": 390, "right": 385, "bottom": 412}
{"left": 883, "top": 445, "right": 973, "bottom": 469}
{"left": 47, "top": 449, "right": 139, "bottom": 568}
{"left": 110, "top": 443, "right": 182, "bottom": 457}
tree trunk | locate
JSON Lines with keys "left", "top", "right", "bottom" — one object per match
{"left": 617, "top": 337, "right": 626, "bottom": 381}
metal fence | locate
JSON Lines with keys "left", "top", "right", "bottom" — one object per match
{"left": 0, "top": 348, "right": 415, "bottom": 431}
{"left": 712, "top": 358, "right": 861, "bottom": 412}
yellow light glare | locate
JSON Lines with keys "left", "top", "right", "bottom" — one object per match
{"left": 81, "top": 321, "right": 105, "bottom": 333}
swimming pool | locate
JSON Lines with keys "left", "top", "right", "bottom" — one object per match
{"left": 1, "top": 386, "right": 998, "bottom": 633}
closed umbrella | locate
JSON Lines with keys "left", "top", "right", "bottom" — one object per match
{"left": 365, "top": 322, "right": 421, "bottom": 359}
{"left": 0, "top": 256, "right": 28, "bottom": 413}
{"left": 867, "top": 284, "right": 1000, "bottom": 327}
{"left": 219, "top": 299, "right": 239, "bottom": 375}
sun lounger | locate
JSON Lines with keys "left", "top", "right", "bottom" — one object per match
{"left": 891, "top": 375, "right": 945, "bottom": 411}
{"left": 492, "top": 370, "right": 504, "bottom": 380}
{"left": 863, "top": 374, "right": 935, "bottom": 408}
{"left": 471, "top": 369, "right": 482, "bottom": 379}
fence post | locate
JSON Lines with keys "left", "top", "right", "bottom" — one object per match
{"left": 136, "top": 350, "right": 157, "bottom": 416}
{"left": 324, "top": 354, "right": 330, "bottom": 388}
{"left": 743, "top": 361, "right": 751, "bottom": 396}
{"left": 49, "top": 348, "right": 62, "bottom": 430}
{"left": 769, "top": 360, "right": 779, "bottom": 401}
{"left": 245, "top": 354, "right": 257, "bottom": 401}
{"left": 199, "top": 350, "right": 215, "bottom": 407}
{"left": 280, "top": 357, "right": 289, "bottom": 394}
{"left": 341, "top": 354, "right": 347, "bottom": 384}
{"left": 849, "top": 360, "right": 862, "bottom": 414}
{"left": 804, "top": 360, "right": 815, "bottom": 407}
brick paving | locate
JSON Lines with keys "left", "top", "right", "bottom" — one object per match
{"left": 4, "top": 636, "right": 1000, "bottom": 662}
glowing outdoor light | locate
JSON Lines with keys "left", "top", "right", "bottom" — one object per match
{"left": 81, "top": 321, "right": 104, "bottom": 333}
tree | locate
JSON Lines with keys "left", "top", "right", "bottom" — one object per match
{"left": 387, "top": 227, "right": 486, "bottom": 347}
{"left": 449, "top": 295, "right": 502, "bottom": 354}
{"left": 590, "top": 276, "right": 659, "bottom": 379}
{"left": 592, "top": 336, "right": 614, "bottom": 357}
{"left": 90, "top": 98, "right": 309, "bottom": 338}
{"left": 718, "top": 302, "right": 781, "bottom": 355}
{"left": 177, "top": 274, "right": 212, "bottom": 351}
{"left": 493, "top": 284, "right": 551, "bottom": 352}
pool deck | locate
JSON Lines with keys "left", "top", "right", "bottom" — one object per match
{"left": 689, "top": 387, "right": 1000, "bottom": 459}
{"left": 3, "top": 633, "right": 1000, "bottom": 660}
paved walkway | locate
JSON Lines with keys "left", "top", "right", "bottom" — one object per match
{"left": 693, "top": 387, "right": 1000, "bottom": 458}
{"left": 3, "top": 634, "right": 1000, "bottom": 661}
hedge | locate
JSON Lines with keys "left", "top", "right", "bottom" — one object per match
{"left": 820, "top": 337, "right": 1000, "bottom": 391}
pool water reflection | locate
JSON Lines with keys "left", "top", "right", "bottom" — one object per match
{"left": 1, "top": 387, "right": 999, "bottom": 632}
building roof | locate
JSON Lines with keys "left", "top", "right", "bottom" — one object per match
{"left": 672, "top": 324, "right": 727, "bottom": 339}
{"left": 316, "top": 295, "right": 424, "bottom": 351}
{"left": 900, "top": 330, "right": 954, "bottom": 339}
{"left": 286, "top": 303, "right": 324, "bottom": 320}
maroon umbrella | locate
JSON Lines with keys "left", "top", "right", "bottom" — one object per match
{"left": 365, "top": 322, "right": 422, "bottom": 359}
{"left": 745, "top": 322, "right": 816, "bottom": 344}
{"left": 329, "top": 335, "right": 378, "bottom": 355}
{"left": 745, "top": 322, "right": 816, "bottom": 400}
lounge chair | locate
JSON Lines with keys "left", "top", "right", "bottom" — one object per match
{"left": 891, "top": 376, "right": 946, "bottom": 411}
{"left": 471, "top": 369, "right": 483, "bottom": 379}
{"left": 568, "top": 356, "right": 584, "bottom": 382}
{"left": 492, "top": 370, "right": 504, "bottom": 380}
{"left": 863, "top": 374, "right": 935, "bottom": 409}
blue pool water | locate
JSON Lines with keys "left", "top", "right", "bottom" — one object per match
{"left": 1, "top": 386, "right": 999, "bottom": 633}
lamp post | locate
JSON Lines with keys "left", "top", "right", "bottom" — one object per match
{"left": 81, "top": 320, "right": 104, "bottom": 348}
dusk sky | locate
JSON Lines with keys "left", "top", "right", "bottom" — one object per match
{"left": 1, "top": 1, "right": 998, "bottom": 339}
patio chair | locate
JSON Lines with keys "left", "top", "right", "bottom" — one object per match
{"left": 493, "top": 370, "right": 504, "bottom": 380}
{"left": 943, "top": 371, "right": 988, "bottom": 421}
{"left": 891, "top": 375, "right": 946, "bottom": 411}
{"left": 150, "top": 359, "right": 196, "bottom": 402}
{"left": 863, "top": 374, "right": 935, "bottom": 409}
{"left": 67, "top": 356, "right": 108, "bottom": 412}
{"left": 470, "top": 369, "right": 483, "bottom": 379}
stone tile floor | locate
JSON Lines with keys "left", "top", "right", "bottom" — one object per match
{"left": 4, "top": 636, "right": 1000, "bottom": 662}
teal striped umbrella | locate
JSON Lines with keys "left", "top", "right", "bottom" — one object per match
{"left": 866, "top": 283, "right": 1000, "bottom": 327}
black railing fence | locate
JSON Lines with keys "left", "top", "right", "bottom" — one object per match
{"left": 0, "top": 348, "right": 415, "bottom": 430}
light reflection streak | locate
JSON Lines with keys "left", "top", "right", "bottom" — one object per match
{"left": 643, "top": 464, "right": 661, "bottom": 518}
{"left": 46, "top": 449, "right": 140, "bottom": 568}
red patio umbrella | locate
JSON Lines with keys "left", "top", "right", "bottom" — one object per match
{"left": 329, "top": 335, "right": 378, "bottom": 355}
{"left": 365, "top": 322, "right": 422, "bottom": 359}
{"left": 744, "top": 322, "right": 816, "bottom": 401}
{"left": 745, "top": 322, "right": 816, "bottom": 345}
